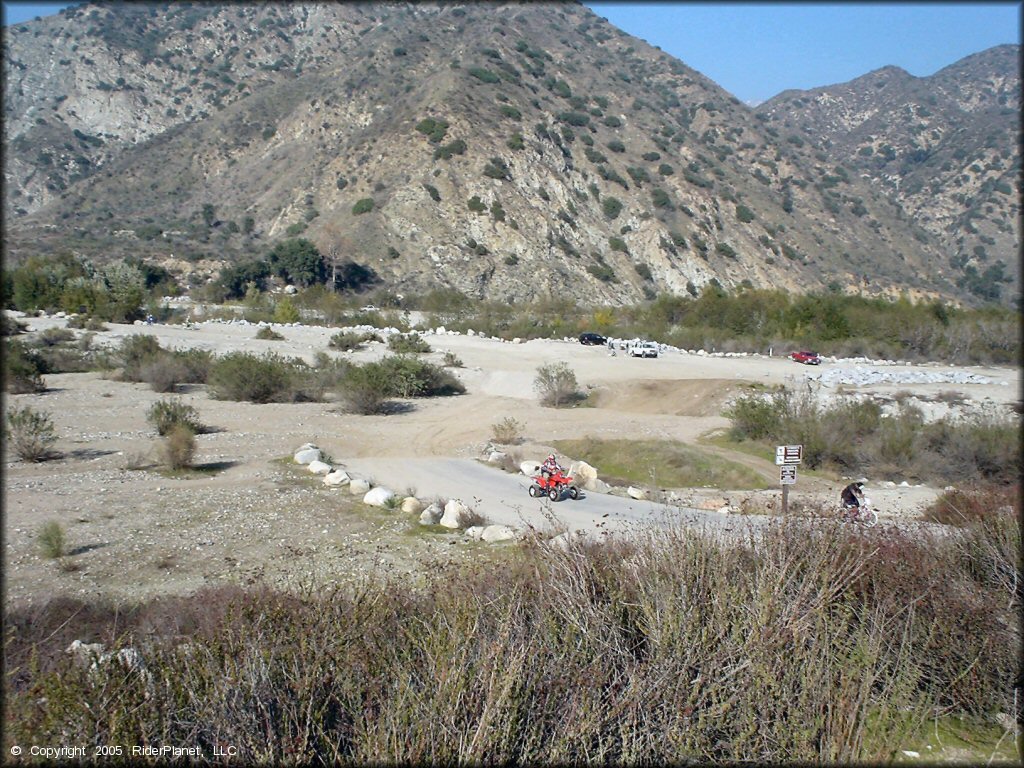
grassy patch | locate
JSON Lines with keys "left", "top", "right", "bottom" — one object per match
{"left": 553, "top": 437, "right": 769, "bottom": 489}
{"left": 864, "top": 711, "right": 1021, "bottom": 764}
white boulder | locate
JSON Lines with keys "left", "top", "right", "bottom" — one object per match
{"left": 520, "top": 460, "right": 541, "bottom": 476}
{"left": 293, "top": 444, "right": 322, "bottom": 465}
{"left": 464, "top": 526, "right": 486, "bottom": 540}
{"left": 307, "top": 460, "right": 332, "bottom": 475}
{"left": 488, "top": 451, "right": 507, "bottom": 464}
{"left": 419, "top": 503, "right": 443, "bottom": 526}
{"left": 440, "top": 499, "right": 474, "bottom": 529}
{"left": 401, "top": 497, "right": 423, "bottom": 514}
{"left": 363, "top": 487, "right": 395, "bottom": 507}
{"left": 481, "top": 524, "right": 518, "bottom": 543}
{"left": 349, "top": 478, "right": 371, "bottom": 495}
{"left": 589, "top": 479, "right": 612, "bottom": 494}
{"left": 626, "top": 486, "right": 648, "bottom": 500}
{"left": 568, "top": 460, "right": 598, "bottom": 490}
{"left": 323, "top": 470, "right": 351, "bottom": 487}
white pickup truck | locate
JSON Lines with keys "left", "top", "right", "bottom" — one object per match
{"left": 629, "top": 341, "right": 659, "bottom": 358}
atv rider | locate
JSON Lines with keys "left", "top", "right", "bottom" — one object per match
{"left": 541, "top": 454, "right": 564, "bottom": 483}
{"left": 841, "top": 479, "right": 867, "bottom": 517}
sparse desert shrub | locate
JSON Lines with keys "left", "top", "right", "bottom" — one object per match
{"left": 35, "top": 327, "right": 76, "bottom": 347}
{"left": 387, "top": 333, "right": 431, "bottom": 354}
{"left": 255, "top": 325, "right": 285, "bottom": 341}
{"left": 207, "top": 352, "right": 302, "bottom": 403}
{"left": 338, "top": 362, "right": 391, "bottom": 415}
{"left": 442, "top": 351, "right": 463, "bottom": 367}
{"left": 147, "top": 398, "right": 203, "bottom": 437}
{"left": 4, "top": 517, "right": 1018, "bottom": 764}
{"left": 921, "top": 484, "right": 1018, "bottom": 527}
{"left": 1, "top": 314, "right": 28, "bottom": 336}
{"left": 169, "top": 348, "right": 213, "bottom": 383}
{"left": 139, "top": 355, "right": 189, "bottom": 393}
{"left": 4, "top": 405, "right": 58, "bottom": 461}
{"left": 328, "top": 331, "right": 371, "bottom": 351}
{"left": 272, "top": 298, "right": 300, "bottom": 324}
{"left": 38, "top": 521, "right": 65, "bottom": 559}
{"left": 66, "top": 314, "right": 108, "bottom": 331}
{"left": 161, "top": 424, "right": 196, "bottom": 470}
{"left": 3, "top": 339, "right": 46, "bottom": 393}
{"left": 118, "top": 334, "right": 163, "bottom": 381}
{"left": 534, "top": 362, "right": 581, "bottom": 407}
{"left": 491, "top": 416, "right": 523, "bottom": 444}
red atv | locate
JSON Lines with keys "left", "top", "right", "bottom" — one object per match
{"left": 528, "top": 469, "right": 581, "bottom": 501}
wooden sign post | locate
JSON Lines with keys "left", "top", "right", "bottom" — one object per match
{"left": 776, "top": 446, "right": 802, "bottom": 515}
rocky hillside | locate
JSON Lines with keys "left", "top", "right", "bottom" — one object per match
{"left": 756, "top": 45, "right": 1020, "bottom": 303}
{"left": 2, "top": 2, "right": 1016, "bottom": 305}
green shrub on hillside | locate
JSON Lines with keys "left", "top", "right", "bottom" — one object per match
{"left": 5, "top": 405, "right": 58, "bottom": 462}
{"left": 352, "top": 198, "right": 375, "bottom": 215}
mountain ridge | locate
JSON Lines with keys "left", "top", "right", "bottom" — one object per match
{"left": 3, "top": 2, "right": 1018, "bottom": 305}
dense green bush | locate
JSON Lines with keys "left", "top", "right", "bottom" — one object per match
{"left": 415, "top": 117, "right": 449, "bottom": 143}
{"left": 338, "top": 355, "right": 465, "bottom": 414}
{"left": 601, "top": 197, "right": 623, "bottom": 220}
{"left": 207, "top": 352, "right": 312, "bottom": 403}
{"left": 434, "top": 139, "right": 467, "bottom": 160}
{"left": 352, "top": 198, "right": 375, "bottom": 215}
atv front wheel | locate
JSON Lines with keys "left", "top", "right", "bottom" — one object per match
{"left": 528, "top": 484, "right": 540, "bottom": 498}
{"left": 548, "top": 487, "right": 560, "bottom": 501}
{"left": 568, "top": 486, "right": 580, "bottom": 500}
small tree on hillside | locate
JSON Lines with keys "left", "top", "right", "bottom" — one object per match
{"left": 268, "top": 238, "right": 325, "bottom": 287}
{"left": 534, "top": 362, "right": 581, "bottom": 408}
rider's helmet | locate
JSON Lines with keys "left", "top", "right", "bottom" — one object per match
{"left": 855, "top": 477, "right": 867, "bottom": 487}
{"left": 547, "top": 454, "right": 556, "bottom": 462}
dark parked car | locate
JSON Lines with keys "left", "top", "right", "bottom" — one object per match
{"left": 579, "top": 332, "right": 608, "bottom": 346}
{"left": 789, "top": 350, "right": 822, "bottom": 365}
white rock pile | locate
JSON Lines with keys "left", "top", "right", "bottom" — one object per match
{"left": 293, "top": 443, "right": 518, "bottom": 543}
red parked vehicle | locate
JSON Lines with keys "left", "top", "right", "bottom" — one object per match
{"left": 789, "top": 350, "right": 822, "bottom": 365}
{"left": 528, "top": 469, "right": 581, "bottom": 501}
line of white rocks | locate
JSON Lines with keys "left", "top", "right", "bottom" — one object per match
{"left": 292, "top": 443, "right": 520, "bottom": 544}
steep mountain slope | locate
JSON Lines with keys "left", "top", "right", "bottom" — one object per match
{"left": 3, "top": 1, "right": 1007, "bottom": 305}
{"left": 756, "top": 45, "right": 1020, "bottom": 303}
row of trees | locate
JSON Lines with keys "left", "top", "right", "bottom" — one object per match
{"left": 3, "top": 253, "right": 177, "bottom": 322}
{"left": 216, "top": 238, "right": 379, "bottom": 299}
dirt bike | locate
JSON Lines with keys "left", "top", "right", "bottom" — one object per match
{"left": 841, "top": 497, "right": 878, "bottom": 527}
{"left": 528, "top": 469, "right": 581, "bottom": 502}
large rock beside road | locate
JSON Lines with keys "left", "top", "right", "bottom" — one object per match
{"left": 419, "top": 503, "right": 443, "bottom": 525}
{"left": 568, "top": 460, "right": 598, "bottom": 490}
{"left": 349, "top": 478, "right": 371, "bottom": 495}
{"left": 364, "top": 487, "right": 395, "bottom": 507}
{"left": 481, "top": 524, "right": 518, "bottom": 543}
{"left": 401, "top": 497, "right": 423, "bottom": 514}
{"left": 323, "top": 470, "right": 350, "bottom": 487}
{"left": 293, "top": 444, "right": 322, "bottom": 465}
{"left": 307, "top": 460, "right": 332, "bottom": 475}
{"left": 626, "top": 486, "right": 648, "bottom": 500}
{"left": 440, "top": 499, "right": 474, "bottom": 529}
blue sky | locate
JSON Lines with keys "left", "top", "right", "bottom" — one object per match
{"left": 3, "top": 2, "right": 1020, "bottom": 104}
